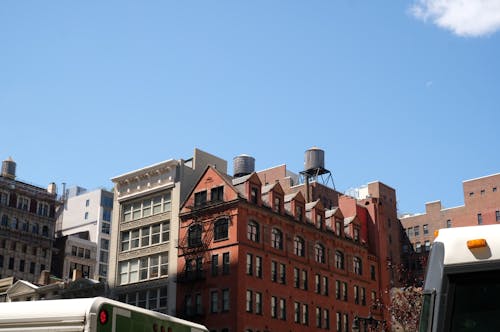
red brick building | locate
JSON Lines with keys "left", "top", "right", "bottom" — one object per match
{"left": 176, "top": 163, "right": 397, "bottom": 332}
{"left": 400, "top": 173, "right": 500, "bottom": 281}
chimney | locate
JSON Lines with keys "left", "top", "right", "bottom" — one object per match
{"left": 38, "top": 270, "right": 50, "bottom": 286}
{"left": 1, "top": 157, "right": 16, "bottom": 179}
{"left": 72, "top": 269, "right": 83, "bottom": 281}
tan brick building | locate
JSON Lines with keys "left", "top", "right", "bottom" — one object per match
{"left": 400, "top": 173, "right": 500, "bottom": 281}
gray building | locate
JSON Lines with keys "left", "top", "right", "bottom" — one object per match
{"left": 55, "top": 187, "right": 113, "bottom": 281}
{"left": 108, "top": 148, "right": 226, "bottom": 315}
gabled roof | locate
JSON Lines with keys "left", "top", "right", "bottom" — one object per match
{"left": 6, "top": 280, "right": 38, "bottom": 296}
{"left": 344, "top": 215, "right": 358, "bottom": 226}
{"left": 326, "top": 207, "right": 344, "bottom": 219}
{"left": 262, "top": 181, "right": 285, "bottom": 195}
{"left": 180, "top": 165, "right": 239, "bottom": 210}
{"left": 285, "top": 191, "right": 304, "bottom": 203}
{"left": 306, "top": 199, "right": 324, "bottom": 211}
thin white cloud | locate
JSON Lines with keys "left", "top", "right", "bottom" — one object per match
{"left": 411, "top": 0, "right": 500, "bottom": 37}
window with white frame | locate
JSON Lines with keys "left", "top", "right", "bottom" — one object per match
{"left": 314, "top": 243, "right": 325, "bottom": 263}
{"left": 271, "top": 228, "right": 283, "bottom": 249}
{"left": 17, "top": 196, "right": 30, "bottom": 211}
{"left": 0, "top": 191, "right": 9, "bottom": 206}
{"left": 294, "top": 236, "right": 305, "bottom": 257}
{"left": 247, "top": 220, "right": 260, "bottom": 242}
{"left": 120, "top": 222, "right": 170, "bottom": 252}
{"left": 353, "top": 256, "right": 362, "bottom": 275}
{"left": 37, "top": 202, "right": 50, "bottom": 217}
{"left": 122, "top": 192, "right": 172, "bottom": 222}
{"left": 119, "top": 253, "right": 168, "bottom": 285}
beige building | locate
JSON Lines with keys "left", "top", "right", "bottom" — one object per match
{"left": 108, "top": 148, "right": 226, "bottom": 315}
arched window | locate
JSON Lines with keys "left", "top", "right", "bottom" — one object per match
{"left": 188, "top": 224, "right": 202, "bottom": 247}
{"left": 247, "top": 220, "right": 260, "bottom": 242}
{"left": 353, "top": 256, "right": 363, "bottom": 275}
{"left": 294, "top": 236, "right": 305, "bottom": 257}
{"left": 315, "top": 243, "right": 325, "bottom": 263}
{"left": 214, "top": 218, "right": 229, "bottom": 241}
{"left": 335, "top": 250, "right": 344, "bottom": 269}
{"left": 271, "top": 228, "right": 283, "bottom": 250}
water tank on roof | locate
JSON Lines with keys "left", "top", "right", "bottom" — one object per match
{"left": 233, "top": 154, "right": 255, "bottom": 178}
{"left": 304, "top": 147, "right": 325, "bottom": 172}
{"left": 1, "top": 157, "right": 16, "bottom": 179}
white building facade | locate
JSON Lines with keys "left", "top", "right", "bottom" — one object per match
{"left": 108, "top": 149, "right": 226, "bottom": 315}
{"left": 56, "top": 187, "right": 113, "bottom": 281}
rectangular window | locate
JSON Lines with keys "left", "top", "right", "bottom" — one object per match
{"left": 246, "top": 253, "right": 253, "bottom": 275}
{"left": 103, "top": 209, "right": 111, "bottom": 222}
{"left": 211, "top": 254, "right": 218, "bottom": 276}
{"left": 294, "top": 302, "right": 300, "bottom": 323}
{"left": 294, "top": 267, "right": 300, "bottom": 288}
{"left": 478, "top": 213, "right": 483, "bottom": 225}
{"left": 301, "top": 269, "right": 308, "bottom": 290}
{"left": 279, "top": 298, "right": 286, "bottom": 320}
{"left": 407, "top": 227, "right": 413, "bottom": 237}
{"left": 210, "top": 291, "right": 218, "bottom": 313}
{"left": 315, "top": 274, "right": 321, "bottom": 294}
{"left": 222, "top": 289, "right": 230, "bottom": 311}
{"left": 343, "top": 313, "right": 349, "bottom": 332}
{"left": 195, "top": 293, "right": 202, "bottom": 315}
{"left": 271, "top": 261, "right": 277, "bottom": 282}
{"left": 316, "top": 307, "right": 322, "bottom": 328}
{"left": 361, "top": 287, "right": 366, "bottom": 305}
{"left": 271, "top": 296, "right": 277, "bottom": 318}
{"left": 342, "top": 282, "right": 348, "bottom": 301}
{"left": 139, "top": 257, "right": 149, "bottom": 280}
{"left": 30, "top": 261, "right": 35, "bottom": 274}
{"left": 496, "top": 211, "right": 500, "bottom": 222}
{"left": 151, "top": 224, "right": 160, "bottom": 244}
{"left": 323, "top": 309, "right": 330, "bottom": 329}
{"left": 423, "top": 224, "right": 429, "bottom": 234}
{"left": 246, "top": 290, "right": 253, "bottom": 312}
{"left": 322, "top": 276, "right": 329, "bottom": 295}
{"left": 251, "top": 187, "right": 259, "bottom": 204}
{"left": 354, "top": 285, "right": 359, "bottom": 304}
{"left": 302, "top": 304, "right": 309, "bottom": 325}
{"left": 211, "top": 186, "right": 224, "bottom": 202}
{"left": 279, "top": 263, "right": 286, "bottom": 284}
{"left": 255, "top": 292, "right": 262, "bottom": 314}
{"left": 414, "top": 226, "right": 420, "bottom": 236}
{"left": 194, "top": 191, "right": 207, "bottom": 207}
{"left": 447, "top": 219, "right": 452, "bottom": 228}
{"left": 19, "top": 259, "right": 25, "bottom": 272}
{"left": 101, "top": 222, "right": 110, "bottom": 234}
{"left": 425, "top": 240, "right": 431, "bottom": 252}
{"left": 336, "top": 312, "right": 342, "bottom": 332}
{"left": 162, "top": 222, "right": 170, "bottom": 242}
{"left": 222, "top": 252, "right": 230, "bottom": 275}
{"left": 416, "top": 242, "right": 422, "bottom": 253}
{"left": 255, "top": 256, "right": 262, "bottom": 278}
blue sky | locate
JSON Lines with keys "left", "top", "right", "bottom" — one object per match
{"left": 1, "top": 1, "right": 500, "bottom": 214}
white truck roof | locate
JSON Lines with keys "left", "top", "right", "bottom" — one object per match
{"left": 435, "top": 224, "right": 500, "bottom": 265}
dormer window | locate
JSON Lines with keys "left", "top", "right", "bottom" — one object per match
{"left": 194, "top": 191, "right": 207, "bottom": 207}
{"left": 316, "top": 214, "right": 323, "bottom": 229}
{"left": 211, "top": 186, "right": 224, "bottom": 203}
{"left": 353, "top": 227, "right": 360, "bottom": 242}
{"left": 335, "top": 220, "right": 342, "bottom": 237}
{"left": 274, "top": 197, "right": 281, "bottom": 213}
{"left": 250, "top": 187, "right": 259, "bottom": 204}
{"left": 296, "top": 206, "right": 303, "bottom": 221}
